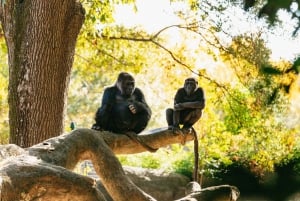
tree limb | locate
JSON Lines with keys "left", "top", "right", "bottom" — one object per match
{"left": 0, "top": 128, "right": 238, "bottom": 201}
{"left": 0, "top": 128, "right": 194, "bottom": 201}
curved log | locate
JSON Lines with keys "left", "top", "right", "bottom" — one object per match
{"left": 26, "top": 128, "right": 193, "bottom": 167}
{"left": 0, "top": 128, "right": 239, "bottom": 201}
{"left": 0, "top": 155, "right": 105, "bottom": 201}
{"left": 0, "top": 128, "right": 193, "bottom": 201}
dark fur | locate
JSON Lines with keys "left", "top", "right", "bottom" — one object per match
{"left": 166, "top": 78, "right": 205, "bottom": 130}
{"left": 92, "top": 72, "right": 151, "bottom": 134}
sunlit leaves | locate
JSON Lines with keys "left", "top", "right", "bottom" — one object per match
{"left": 0, "top": 37, "right": 9, "bottom": 144}
{"left": 189, "top": 0, "right": 200, "bottom": 11}
{"left": 82, "top": 0, "right": 115, "bottom": 24}
{"left": 227, "top": 32, "right": 271, "bottom": 67}
{"left": 291, "top": 57, "right": 300, "bottom": 74}
{"left": 53, "top": 0, "right": 300, "bottom": 179}
{"left": 223, "top": 89, "right": 254, "bottom": 135}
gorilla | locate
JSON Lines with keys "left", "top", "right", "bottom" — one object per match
{"left": 92, "top": 72, "right": 152, "bottom": 134}
{"left": 166, "top": 77, "right": 205, "bottom": 133}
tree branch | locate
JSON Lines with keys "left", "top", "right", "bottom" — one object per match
{"left": 0, "top": 128, "right": 238, "bottom": 200}
{"left": 0, "top": 128, "right": 195, "bottom": 201}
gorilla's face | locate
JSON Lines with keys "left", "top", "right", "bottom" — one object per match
{"left": 184, "top": 78, "right": 197, "bottom": 96}
{"left": 119, "top": 78, "right": 135, "bottom": 96}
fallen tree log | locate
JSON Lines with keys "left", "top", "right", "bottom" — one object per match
{"left": 0, "top": 128, "right": 239, "bottom": 201}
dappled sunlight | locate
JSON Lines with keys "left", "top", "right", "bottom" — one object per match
{"left": 288, "top": 76, "right": 300, "bottom": 128}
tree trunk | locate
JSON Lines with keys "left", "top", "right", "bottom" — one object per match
{"left": 0, "top": 0, "right": 85, "bottom": 147}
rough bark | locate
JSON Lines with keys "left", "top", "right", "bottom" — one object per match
{"left": 0, "top": 0, "right": 85, "bottom": 147}
{"left": 0, "top": 128, "right": 239, "bottom": 201}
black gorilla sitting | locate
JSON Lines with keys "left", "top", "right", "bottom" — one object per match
{"left": 92, "top": 72, "right": 152, "bottom": 134}
{"left": 166, "top": 77, "right": 205, "bottom": 133}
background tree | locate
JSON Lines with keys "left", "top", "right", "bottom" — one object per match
{"left": 0, "top": 1, "right": 85, "bottom": 147}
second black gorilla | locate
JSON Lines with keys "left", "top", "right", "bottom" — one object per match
{"left": 92, "top": 72, "right": 151, "bottom": 134}
{"left": 166, "top": 77, "right": 205, "bottom": 132}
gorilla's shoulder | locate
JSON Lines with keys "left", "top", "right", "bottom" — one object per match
{"left": 134, "top": 87, "right": 144, "bottom": 94}
{"left": 105, "top": 86, "right": 118, "bottom": 92}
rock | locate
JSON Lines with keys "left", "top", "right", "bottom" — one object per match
{"left": 124, "top": 166, "right": 190, "bottom": 201}
{"left": 0, "top": 144, "right": 25, "bottom": 160}
{"left": 185, "top": 181, "right": 201, "bottom": 195}
{"left": 76, "top": 161, "right": 191, "bottom": 201}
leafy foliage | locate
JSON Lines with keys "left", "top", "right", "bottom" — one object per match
{"left": 242, "top": 0, "right": 300, "bottom": 35}
{"left": 0, "top": 36, "right": 9, "bottom": 144}
{"left": 67, "top": 0, "right": 300, "bottom": 182}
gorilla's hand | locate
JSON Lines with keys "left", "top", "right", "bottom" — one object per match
{"left": 174, "top": 103, "right": 185, "bottom": 111}
{"left": 128, "top": 104, "right": 137, "bottom": 114}
{"left": 91, "top": 124, "right": 103, "bottom": 131}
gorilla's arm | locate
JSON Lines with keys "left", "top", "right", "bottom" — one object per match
{"left": 130, "top": 88, "right": 152, "bottom": 116}
{"left": 174, "top": 88, "right": 205, "bottom": 111}
{"left": 101, "top": 87, "right": 117, "bottom": 106}
{"left": 175, "top": 101, "right": 204, "bottom": 110}
{"left": 94, "top": 87, "right": 116, "bottom": 126}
